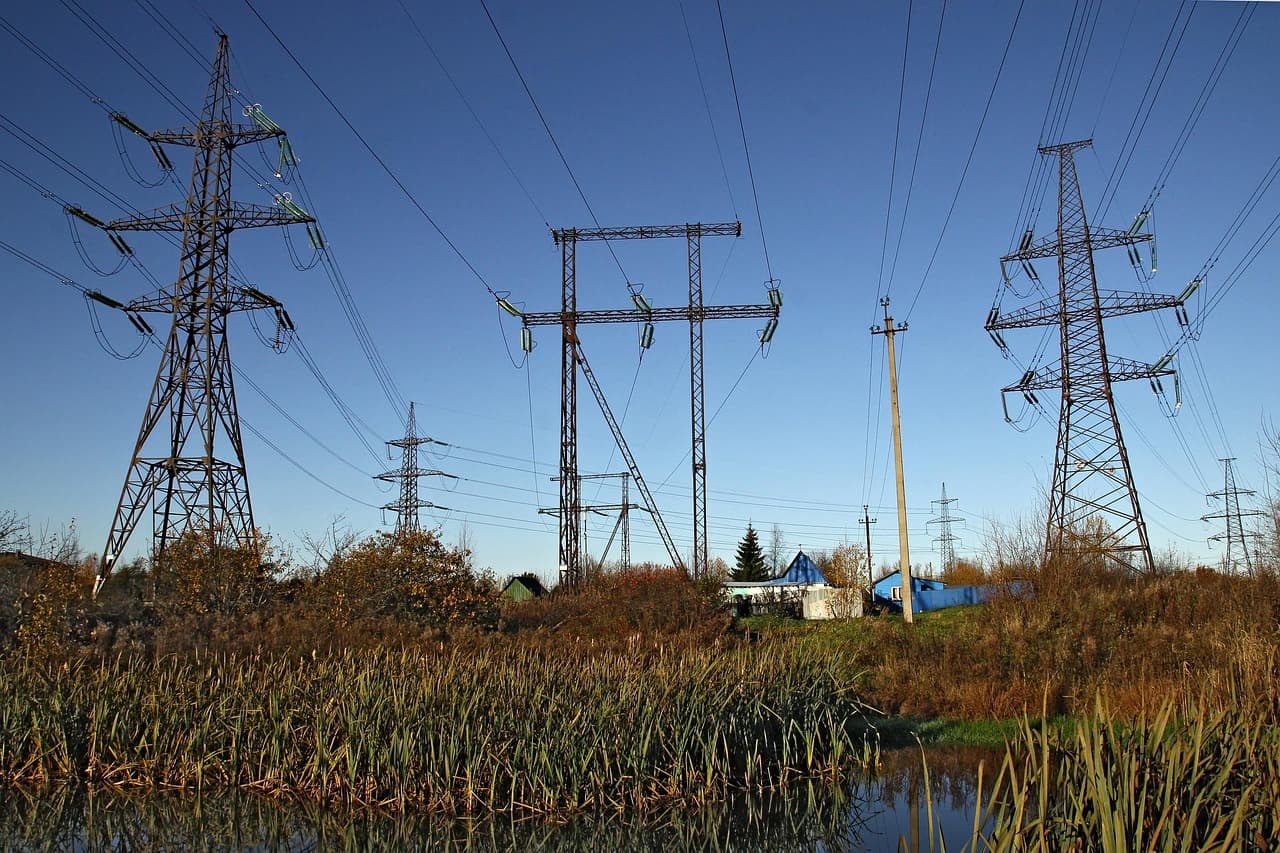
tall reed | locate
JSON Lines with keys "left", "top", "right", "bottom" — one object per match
{"left": 0, "top": 640, "right": 877, "bottom": 815}
{"left": 932, "top": 691, "right": 1280, "bottom": 850}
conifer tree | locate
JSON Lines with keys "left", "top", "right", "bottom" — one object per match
{"left": 732, "top": 524, "right": 769, "bottom": 581}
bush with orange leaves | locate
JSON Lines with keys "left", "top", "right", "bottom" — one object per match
{"left": 314, "top": 528, "right": 498, "bottom": 629}
{"left": 499, "top": 565, "right": 730, "bottom": 644}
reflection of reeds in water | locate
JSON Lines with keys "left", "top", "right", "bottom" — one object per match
{"left": 0, "top": 782, "right": 877, "bottom": 852}
{"left": 0, "top": 642, "right": 879, "bottom": 815}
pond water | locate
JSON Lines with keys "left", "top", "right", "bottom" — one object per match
{"left": 0, "top": 748, "right": 999, "bottom": 851}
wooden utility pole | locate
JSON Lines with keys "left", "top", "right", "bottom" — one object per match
{"left": 859, "top": 504, "right": 877, "bottom": 592}
{"left": 872, "top": 298, "right": 913, "bottom": 623}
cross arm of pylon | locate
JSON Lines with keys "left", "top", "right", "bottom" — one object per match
{"left": 987, "top": 289, "right": 1183, "bottom": 331}
{"left": 1002, "top": 356, "right": 1176, "bottom": 393}
{"left": 108, "top": 202, "right": 315, "bottom": 232}
{"left": 551, "top": 222, "right": 741, "bottom": 243}
{"left": 521, "top": 303, "right": 777, "bottom": 327}
{"left": 1001, "top": 228, "right": 1151, "bottom": 263}
{"left": 145, "top": 123, "right": 284, "bottom": 148}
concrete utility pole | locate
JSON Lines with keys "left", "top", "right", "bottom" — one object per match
{"left": 872, "top": 297, "right": 913, "bottom": 623}
{"left": 859, "top": 504, "right": 877, "bottom": 592}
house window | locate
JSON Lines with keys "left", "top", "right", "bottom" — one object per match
{"left": 891, "top": 585, "right": 902, "bottom": 601}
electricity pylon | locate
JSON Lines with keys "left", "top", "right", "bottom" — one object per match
{"left": 375, "top": 402, "right": 453, "bottom": 537}
{"left": 927, "top": 482, "right": 964, "bottom": 574}
{"left": 1202, "top": 457, "right": 1264, "bottom": 574}
{"left": 541, "top": 472, "right": 637, "bottom": 574}
{"left": 519, "top": 222, "right": 780, "bottom": 587}
{"left": 986, "top": 139, "right": 1187, "bottom": 574}
{"left": 94, "top": 36, "right": 314, "bottom": 589}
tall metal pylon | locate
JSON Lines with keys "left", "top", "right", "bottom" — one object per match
{"left": 375, "top": 402, "right": 452, "bottom": 537}
{"left": 94, "top": 36, "right": 314, "bottom": 588}
{"left": 1202, "top": 457, "right": 1264, "bottom": 574}
{"left": 927, "top": 482, "right": 964, "bottom": 574}
{"left": 986, "top": 139, "right": 1187, "bottom": 574}
{"left": 521, "top": 222, "right": 780, "bottom": 586}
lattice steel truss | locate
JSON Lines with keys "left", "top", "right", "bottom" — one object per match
{"left": 96, "top": 36, "right": 313, "bottom": 586}
{"left": 376, "top": 402, "right": 451, "bottom": 537}
{"left": 927, "top": 483, "right": 964, "bottom": 574}
{"left": 987, "top": 140, "right": 1186, "bottom": 574}
{"left": 1202, "top": 457, "right": 1264, "bottom": 575}
{"left": 525, "top": 222, "right": 779, "bottom": 586}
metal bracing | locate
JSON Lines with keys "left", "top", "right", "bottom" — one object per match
{"left": 558, "top": 235, "right": 579, "bottom": 588}
{"left": 97, "top": 36, "right": 312, "bottom": 587}
{"left": 987, "top": 140, "right": 1185, "bottom": 573}
{"left": 374, "top": 402, "right": 451, "bottom": 537}
{"left": 688, "top": 225, "right": 708, "bottom": 580}
{"left": 536, "top": 221, "right": 778, "bottom": 586}
{"left": 1202, "top": 458, "right": 1265, "bottom": 575}
{"left": 575, "top": 342, "right": 684, "bottom": 573}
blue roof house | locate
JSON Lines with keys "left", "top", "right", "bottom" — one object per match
{"left": 723, "top": 551, "right": 850, "bottom": 619}
{"left": 872, "top": 569, "right": 946, "bottom": 613}
{"left": 771, "top": 551, "right": 828, "bottom": 585}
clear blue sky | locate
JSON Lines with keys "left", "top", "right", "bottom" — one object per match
{"left": 2, "top": 0, "right": 1277, "bottom": 579}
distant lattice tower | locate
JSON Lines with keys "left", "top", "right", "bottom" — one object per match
{"left": 1202, "top": 457, "right": 1265, "bottom": 575}
{"left": 986, "top": 139, "right": 1188, "bottom": 573}
{"left": 96, "top": 36, "right": 314, "bottom": 589}
{"left": 375, "top": 402, "right": 452, "bottom": 536}
{"left": 927, "top": 482, "right": 964, "bottom": 574}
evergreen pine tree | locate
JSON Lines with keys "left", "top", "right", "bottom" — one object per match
{"left": 732, "top": 524, "right": 769, "bottom": 581}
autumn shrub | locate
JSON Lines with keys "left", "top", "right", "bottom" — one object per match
{"left": 499, "top": 566, "right": 731, "bottom": 644}
{"left": 0, "top": 552, "right": 87, "bottom": 658}
{"left": 311, "top": 529, "right": 498, "bottom": 631}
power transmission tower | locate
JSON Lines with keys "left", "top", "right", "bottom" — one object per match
{"left": 986, "top": 139, "right": 1187, "bottom": 574}
{"left": 375, "top": 402, "right": 453, "bottom": 537}
{"left": 927, "top": 482, "right": 965, "bottom": 574}
{"left": 1202, "top": 457, "right": 1264, "bottom": 574}
{"left": 871, "top": 297, "right": 913, "bottom": 623}
{"left": 859, "top": 504, "right": 877, "bottom": 591}
{"left": 542, "top": 472, "right": 638, "bottom": 575}
{"left": 520, "top": 222, "right": 780, "bottom": 587}
{"left": 93, "top": 36, "right": 314, "bottom": 589}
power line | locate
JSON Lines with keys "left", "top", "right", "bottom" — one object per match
{"left": 476, "top": 0, "right": 631, "bottom": 284}
{"left": 903, "top": 0, "right": 1026, "bottom": 321}
{"left": 677, "top": 0, "right": 738, "bottom": 219}
{"left": 714, "top": 0, "right": 774, "bottom": 281}
{"left": 393, "top": 0, "right": 550, "bottom": 227}
{"left": 244, "top": 0, "right": 505, "bottom": 300}
{"left": 886, "top": 0, "right": 948, "bottom": 299}
{"left": 875, "top": 0, "right": 913, "bottom": 301}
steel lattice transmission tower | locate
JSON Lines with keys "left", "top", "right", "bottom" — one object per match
{"left": 1202, "top": 457, "right": 1264, "bottom": 575}
{"left": 521, "top": 222, "right": 779, "bottom": 587}
{"left": 375, "top": 402, "right": 453, "bottom": 537}
{"left": 927, "top": 483, "right": 965, "bottom": 574}
{"left": 96, "top": 36, "right": 314, "bottom": 587}
{"left": 986, "top": 140, "right": 1187, "bottom": 574}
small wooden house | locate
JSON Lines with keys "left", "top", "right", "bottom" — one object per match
{"left": 500, "top": 573, "right": 546, "bottom": 602}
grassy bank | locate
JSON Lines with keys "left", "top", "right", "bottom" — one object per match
{"left": 0, "top": 640, "right": 877, "bottom": 814}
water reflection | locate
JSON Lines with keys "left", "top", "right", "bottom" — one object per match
{"left": 0, "top": 748, "right": 997, "bottom": 851}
